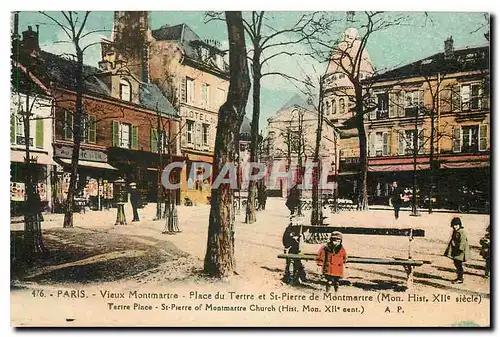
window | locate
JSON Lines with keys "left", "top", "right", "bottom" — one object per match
{"left": 332, "top": 98, "right": 337, "bottom": 114}
{"left": 404, "top": 130, "right": 416, "bottom": 155}
{"left": 216, "top": 54, "right": 224, "bottom": 69}
{"left": 119, "top": 123, "right": 130, "bottom": 148}
{"left": 186, "top": 78, "right": 195, "bottom": 103}
{"left": 461, "top": 125, "right": 479, "bottom": 153}
{"left": 63, "top": 110, "right": 73, "bottom": 141}
{"left": 405, "top": 91, "right": 421, "bottom": 117}
{"left": 372, "top": 131, "right": 390, "bottom": 157}
{"left": 460, "top": 83, "right": 483, "bottom": 111}
{"left": 202, "top": 123, "right": 210, "bottom": 146}
{"left": 201, "top": 47, "right": 209, "bottom": 61}
{"left": 187, "top": 120, "right": 194, "bottom": 144}
{"left": 202, "top": 83, "right": 210, "bottom": 106}
{"left": 339, "top": 98, "right": 346, "bottom": 113}
{"left": 120, "top": 79, "right": 131, "bottom": 101}
{"left": 83, "top": 115, "right": 96, "bottom": 144}
{"left": 376, "top": 93, "right": 389, "bottom": 119}
{"left": 325, "top": 100, "right": 331, "bottom": 115}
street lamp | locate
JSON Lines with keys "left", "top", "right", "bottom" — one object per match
{"left": 113, "top": 178, "right": 127, "bottom": 225}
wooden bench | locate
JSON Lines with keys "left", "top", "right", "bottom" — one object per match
{"left": 278, "top": 225, "right": 427, "bottom": 289}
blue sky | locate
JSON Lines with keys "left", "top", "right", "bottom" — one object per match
{"left": 16, "top": 11, "right": 489, "bottom": 129}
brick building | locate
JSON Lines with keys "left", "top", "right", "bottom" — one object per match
{"left": 100, "top": 11, "right": 230, "bottom": 204}
{"left": 12, "top": 25, "right": 180, "bottom": 211}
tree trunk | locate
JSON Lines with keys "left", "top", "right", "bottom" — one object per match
{"left": 355, "top": 85, "right": 369, "bottom": 210}
{"left": 22, "top": 86, "right": 35, "bottom": 258}
{"left": 245, "top": 54, "right": 261, "bottom": 224}
{"left": 311, "top": 79, "right": 324, "bottom": 226}
{"left": 156, "top": 113, "right": 163, "bottom": 220}
{"left": 203, "top": 11, "right": 251, "bottom": 278}
{"left": 63, "top": 47, "right": 84, "bottom": 228}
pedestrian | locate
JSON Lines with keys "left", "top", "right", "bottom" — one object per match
{"left": 285, "top": 184, "right": 300, "bottom": 215}
{"left": 129, "top": 182, "right": 140, "bottom": 222}
{"left": 444, "top": 217, "right": 471, "bottom": 284}
{"left": 282, "top": 219, "right": 306, "bottom": 284}
{"left": 480, "top": 224, "right": 491, "bottom": 279}
{"left": 316, "top": 231, "right": 348, "bottom": 292}
{"left": 259, "top": 183, "right": 267, "bottom": 211}
{"left": 390, "top": 181, "right": 404, "bottom": 219}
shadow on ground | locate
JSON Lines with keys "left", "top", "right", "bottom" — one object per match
{"left": 11, "top": 227, "right": 191, "bottom": 284}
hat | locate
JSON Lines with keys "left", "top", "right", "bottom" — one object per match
{"left": 330, "top": 231, "right": 343, "bottom": 240}
{"left": 451, "top": 217, "right": 462, "bottom": 228}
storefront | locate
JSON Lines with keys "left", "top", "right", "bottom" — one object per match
{"left": 108, "top": 147, "right": 185, "bottom": 205}
{"left": 10, "top": 150, "right": 55, "bottom": 216}
{"left": 53, "top": 144, "right": 118, "bottom": 212}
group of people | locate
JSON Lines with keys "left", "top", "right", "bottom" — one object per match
{"left": 283, "top": 183, "right": 490, "bottom": 291}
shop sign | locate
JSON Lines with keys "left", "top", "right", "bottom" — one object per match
{"left": 54, "top": 144, "right": 107, "bottom": 162}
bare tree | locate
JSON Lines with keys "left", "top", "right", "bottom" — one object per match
{"left": 203, "top": 11, "right": 251, "bottom": 278}
{"left": 206, "top": 11, "right": 332, "bottom": 223}
{"left": 304, "top": 11, "right": 408, "bottom": 210}
{"left": 39, "top": 11, "right": 98, "bottom": 228}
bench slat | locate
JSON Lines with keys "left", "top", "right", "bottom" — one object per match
{"left": 277, "top": 253, "right": 424, "bottom": 266}
{"left": 294, "top": 226, "right": 425, "bottom": 237}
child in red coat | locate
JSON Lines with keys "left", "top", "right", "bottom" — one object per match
{"left": 316, "top": 231, "right": 347, "bottom": 292}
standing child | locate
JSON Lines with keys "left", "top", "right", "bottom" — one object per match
{"left": 480, "top": 224, "right": 491, "bottom": 279}
{"left": 316, "top": 231, "right": 347, "bottom": 292}
{"left": 444, "top": 217, "right": 471, "bottom": 284}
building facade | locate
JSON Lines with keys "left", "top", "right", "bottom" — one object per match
{"left": 355, "top": 38, "right": 490, "bottom": 205}
{"left": 266, "top": 94, "right": 339, "bottom": 198}
{"left": 12, "top": 24, "right": 180, "bottom": 213}
{"left": 100, "top": 12, "right": 230, "bottom": 205}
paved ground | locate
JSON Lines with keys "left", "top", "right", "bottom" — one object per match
{"left": 10, "top": 198, "right": 491, "bottom": 327}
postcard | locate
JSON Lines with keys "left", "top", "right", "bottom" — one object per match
{"left": 10, "top": 10, "right": 490, "bottom": 327}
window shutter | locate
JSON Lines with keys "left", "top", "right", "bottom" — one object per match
{"left": 397, "top": 91, "right": 405, "bottom": 117}
{"left": 195, "top": 122, "right": 202, "bottom": 148}
{"left": 452, "top": 85, "right": 461, "bottom": 112}
{"left": 10, "top": 114, "right": 15, "bottom": 144}
{"left": 36, "top": 117, "right": 44, "bottom": 148}
{"left": 479, "top": 124, "right": 488, "bottom": 151}
{"left": 481, "top": 87, "right": 489, "bottom": 110}
{"left": 452, "top": 126, "right": 461, "bottom": 153}
{"left": 368, "top": 132, "right": 374, "bottom": 157}
{"left": 398, "top": 131, "right": 404, "bottom": 155}
{"left": 418, "top": 129, "right": 425, "bottom": 154}
{"left": 151, "top": 128, "right": 158, "bottom": 153}
{"left": 112, "top": 121, "right": 119, "bottom": 147}
{"left": 382, "top": 132, "right": 389, "bottom": 156}
{"left": 88, "top": 116, "right": 96, "bottom": 143}
{"left": 181, "top": 77, "right": 187, "bottom": 102}
{"left": 131, "top": 125, "right": 138, "bottom": 150}
{"left": 388, "top": 92, "right": 396, "bottom": 118}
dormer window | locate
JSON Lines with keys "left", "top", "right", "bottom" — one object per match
{"left": 120, "top": 79, "right": 131, "bottom": 102}
{"left": 216, "top": 54, "right": 224, "bottom": 69}
{"left": 201, "top": 47, "right": 209, "bottom": 61}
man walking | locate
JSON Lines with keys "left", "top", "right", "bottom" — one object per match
{"left": 390, "top": 181, "right": 403, "bottom": 219}
{"left": 130, "top": 182, "right": 140, "bottom": 222}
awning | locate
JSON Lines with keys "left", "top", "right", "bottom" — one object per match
{"left": 11, "top": 151, "right": 56, "bottom": 165}
{"left": 369, "top": 164, "right": 430, "bottom": 172}
{"left": 441, "top": 161, "right": 489, "bottom": 169}
{"left": 59, "top": 158, "right": 118, "bottom": 170}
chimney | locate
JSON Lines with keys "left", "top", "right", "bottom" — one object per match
{"left": 444, "top": 36, "right": 454, "bottom": 59}
{"left": 12, "top": 12, "right": 19, "bottom": 39}
{"left": 21, "top": 25, "right": 40, "bottom": 55}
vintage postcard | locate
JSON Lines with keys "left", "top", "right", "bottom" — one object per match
{"left": 9, "top": 10, "right": 490, "bottom": 327}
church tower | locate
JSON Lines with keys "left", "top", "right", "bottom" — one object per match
{"left": 102, "top": 11, "right": 152, "bottom": 83}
